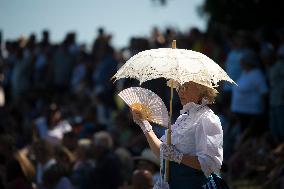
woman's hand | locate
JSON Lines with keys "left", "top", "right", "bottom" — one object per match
{"left": 132, "top": 109, "right": 143, "bottom": 124}
{"left": 160, "top": 142, "right": 183, "bottom": 164}
{"left": 131, "top": 109, "right": 152, "bottom": 134}
{"left": 153, "top": 179, "right": 170, "bottom": 189}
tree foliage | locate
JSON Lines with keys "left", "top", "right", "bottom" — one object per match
{"left": 201, "top": 0, "right": 283, "bottom": 30}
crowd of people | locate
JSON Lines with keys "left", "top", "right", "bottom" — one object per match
{"left": 0, "top": 26, "right": 283, "bottom": 188}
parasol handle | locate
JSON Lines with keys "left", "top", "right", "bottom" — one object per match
{"left": 165, "top": 81, "right": 173, "bottom": 181}
{"left": 165, "top": 40, "right": 176, "bottom": 181}
{"left": 172, "top": 40, "right": 176, "bottom": 49}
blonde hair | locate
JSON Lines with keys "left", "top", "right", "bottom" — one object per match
{"left": 195, "top": 83, "right": 218, "bottom": 104}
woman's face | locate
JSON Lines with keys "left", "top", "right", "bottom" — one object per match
{"left": 177, "top": 82, "right": 201, "bottom": 105}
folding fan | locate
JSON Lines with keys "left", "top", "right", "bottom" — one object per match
{"left": 118, "top": 87, "right": 169, "bottom": 127}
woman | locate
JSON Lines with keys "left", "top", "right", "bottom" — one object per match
{"left": 132, "top": 81, "right": 227, "bottom": 189}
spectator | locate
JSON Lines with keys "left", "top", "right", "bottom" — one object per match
{"left": 231, "top": 49, "right": 268, "bottom": 135}
{"left": 134, "top": 148, "right": 160, "bottom": 184}
{"left": 132, "top": 169, "right": 153, "bottom": 189}
{"left": 0, "top": 135, "right": 33, "bottom": 189}
{"left": 33, "top": 140, "right": 74, "bottom": 189}
{"left": 71, "top": 139, "right": 94, "bottom": 189}
{"left": 84, "top": 131, "right": 123, "bottom": 189}
{"left": 115, "top": 147, "right": 134, "bottom": 185}
{"left": 34, "top": 103, "right": 72, "bottom": 145}
{"left": 268, "top": 45, "right": 284, "bottom": 142}
{"left": 42, "top": 163, "right": 74, "bottom": 189}
{"left": 32, "top": 140, "right": 57, "bottom": 186}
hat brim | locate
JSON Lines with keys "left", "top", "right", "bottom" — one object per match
{"left": 133, "top": 156, "right": 160, "bottom": 167}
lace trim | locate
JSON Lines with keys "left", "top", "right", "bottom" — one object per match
{"left": 180, "top": 98, "right": 209, "bottom": 115}
{"left": 160, "top": 143, "right": 183, "bottom": 164}
{"left": 133, "top": 118, "right": 152, "bottom": 134}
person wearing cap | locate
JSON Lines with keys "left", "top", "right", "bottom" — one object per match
{"left": 134, "top": 148, "right": 160, "bottom": 184}
{"left": 132, "top": 81, "right": 227, "bottom": 188}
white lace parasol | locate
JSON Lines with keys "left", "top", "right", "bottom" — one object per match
{"left": 118, "top": 87, "right": 169, "bottom": 127}
{"left": 113, "top": 48, "right": 236, "bottom": 89}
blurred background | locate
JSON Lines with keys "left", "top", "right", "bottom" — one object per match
{"left": 0, "top": 0, "right": 284, "bottom": 188}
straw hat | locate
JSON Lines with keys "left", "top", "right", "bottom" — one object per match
{"left": 134, "top": 148, "right": 159, "bottom": 167}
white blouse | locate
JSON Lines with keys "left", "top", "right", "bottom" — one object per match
{"left": 160, "top": 101, "right": 223, "bottom": 176}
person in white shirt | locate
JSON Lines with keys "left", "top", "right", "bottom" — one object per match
{"left": 132, "top": 81, "right": 227, "bottom": 189}
{"left": 34, "top": 103, "right": 72, "bottom": 145}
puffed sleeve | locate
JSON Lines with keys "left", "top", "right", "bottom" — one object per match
{"left": 195, "top": 112, "right": 223, "bottom": 177}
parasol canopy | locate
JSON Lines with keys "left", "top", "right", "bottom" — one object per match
{"left": 112, "top": 48, "right": 236, "bottom": 89}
